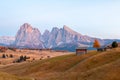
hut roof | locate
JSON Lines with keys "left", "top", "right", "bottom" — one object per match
{"left": 76, "top": 47, "right": 87, "bottom": 49}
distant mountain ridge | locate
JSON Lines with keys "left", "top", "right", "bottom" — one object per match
{"left": 43, "top": 25, "right": 95, "bottom": 48}
{"left": 0, "top": 36, "right": 15, "bottom": 45}
{"left": 13, "top": 23, "right": 44, "bottom": 49}
{"left": 0, "top": 23, "right": 120, "bottom": 51}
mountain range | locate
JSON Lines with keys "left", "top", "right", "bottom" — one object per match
{"left": 0, "top": 36, "right": 15, "bottom": 46}
{"left": 0, "top": 23, "right": 120, "bottom": 51}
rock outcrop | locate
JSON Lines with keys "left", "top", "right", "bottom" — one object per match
{"left": 43, "top": 25, "right": 97, "bottom": 48}
{"left": 1, "top": 23, "right": 119, "bottom": 51}
{"left": 14, "top": 23, "right": 44, "bottom": 49}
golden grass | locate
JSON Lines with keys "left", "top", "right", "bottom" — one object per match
{"left": 51, "top": 48, "right": 120, "bottom": 80}
{"left": 0, "top": 51, "right": 98, "bottom": 80}
{"left": 0, "top": 71, "right": 32, "bottom": 80}
{"left": 0, "top": 48, "right": 120, "bottom": 80}
{"left": 0, "top": 49, "right": 71, "bottom": 65}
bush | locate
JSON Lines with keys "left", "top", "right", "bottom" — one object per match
{"left": 112, "top": 41, "right": 118, "bottom": 48}
{"left": 23, "top": 56, "right": 27, "bottom": 61}
{"left": 14, "top": 55, "right": 30, "bottom": 63}
{"left": 6, "top": 54, "right": 8, "bottom": 57}
{"left": 9, "top": 54, "right": 13, "bottom": 58}
{"left": 2, "top": 54, "right": 6, "bottom": 58}
{"left": 19, "top": 55, "right": 24, "bottom": 61}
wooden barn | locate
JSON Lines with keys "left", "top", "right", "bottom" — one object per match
{"left": 76, "top": 47, "right": 87, "bottom": 55}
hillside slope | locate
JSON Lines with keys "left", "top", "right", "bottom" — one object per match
{"left": 0, "top": 71, "right": 31, "bottom": 80}
{"left": 0, "top": 48, "right": 120, "bottom": 80}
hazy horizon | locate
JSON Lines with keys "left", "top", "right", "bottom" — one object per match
{"left": 0, "top": 0, "right": 120, "bottom": 39}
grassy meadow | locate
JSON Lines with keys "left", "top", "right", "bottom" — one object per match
{"left": 0, "top": 48, "right": 120, "bottom": 80}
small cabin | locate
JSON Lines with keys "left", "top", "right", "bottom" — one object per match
{"left": 118, "top": 43, "right": 120, "bottom": 47}
{"left": 76, "top": 47, "right": 87, "bottom": 55}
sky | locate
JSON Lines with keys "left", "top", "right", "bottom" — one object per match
{"left": 0, "top": 0, "right": 120, "bottom": 39}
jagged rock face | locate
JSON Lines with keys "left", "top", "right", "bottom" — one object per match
{"left": 13, "top": 23, "right": 105, "bottom": 49}
{"left": 62, "top": 25, "right": 81, "bottom": 42}
{"left": 42, "top": 30, "right": 50, "bottom": 47}
{"left": 0, "top": 23, "right": 119, "bottom": 51}
{"left": 62, "top": 25, "right": 95, "bottom": 43}
{"left": 43, "top": 25, "right": 96, "bottom": 48}
{"left": 47, "top": 27, "right": 59, "bottom": 48}
{"left": 14, "top": 23, "right": 44, "bottom": 49}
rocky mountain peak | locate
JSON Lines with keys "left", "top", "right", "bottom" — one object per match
{"left": 0, "top": 23, "right": 118, "bottom": 51}
{"left": 63, "top": 25, "right": 71, "bottom": 31}
{"left": 63, "top": 25, "right": 81, "bottom": 35}
{"left": 14, "top": 23, "right": 44, "bottom": 49}
{"left": 20, "top": 23, "right": 32, "bottom": 30}
{"left": 43, "top": 30, "right": 50, "bottom": 35}
{"left": 42, "top": 30, "right": 50, "bottom": 40}
{"left": 20, "top": 23, "right": 40, "bottom": 34}
{"left": 51, "top": 27, "right": 59, "bottom": 33}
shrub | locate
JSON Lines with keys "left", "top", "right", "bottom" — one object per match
{"left": 6, "top": 54, "right": 8, "bottom": 57}
{"left": 112, "top": 41, "right": 118, "bottom": 48}
{"left": 23, "top": 56, "right": 27, "bottom": 61}
{"left": 14, "top": 55, "right": 30, "bottom": 63}
{"left": 2, "top": 54, "right": 6, "bottom": 58}
{"left": 20, "top": 55, "right": 24, "bottom": 61}
{"left": 9, "top": 54, "right": 13, "bottom": 58}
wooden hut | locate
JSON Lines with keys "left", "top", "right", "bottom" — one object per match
{"left": 118, "top": 43, "right": 120, "bottom": 47}
{"left": 76, "top": 47, "right": 87, "bottom": 55}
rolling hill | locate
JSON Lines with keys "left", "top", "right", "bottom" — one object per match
{"left": 0, "top": 71, "right": 31, "bottom": 80}
{"left": 0, "top": 48, "right": 120, "bottom": 80}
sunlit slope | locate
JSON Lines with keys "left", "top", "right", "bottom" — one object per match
{"left": 0, "top": 71, "right": 31, "bottom": 80}
{"left": 0, "top": 48, "right": 120, "bottom": 80}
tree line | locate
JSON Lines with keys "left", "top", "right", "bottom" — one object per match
{"left": 93, "top": 39, "right": 118, "bottom": 51}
